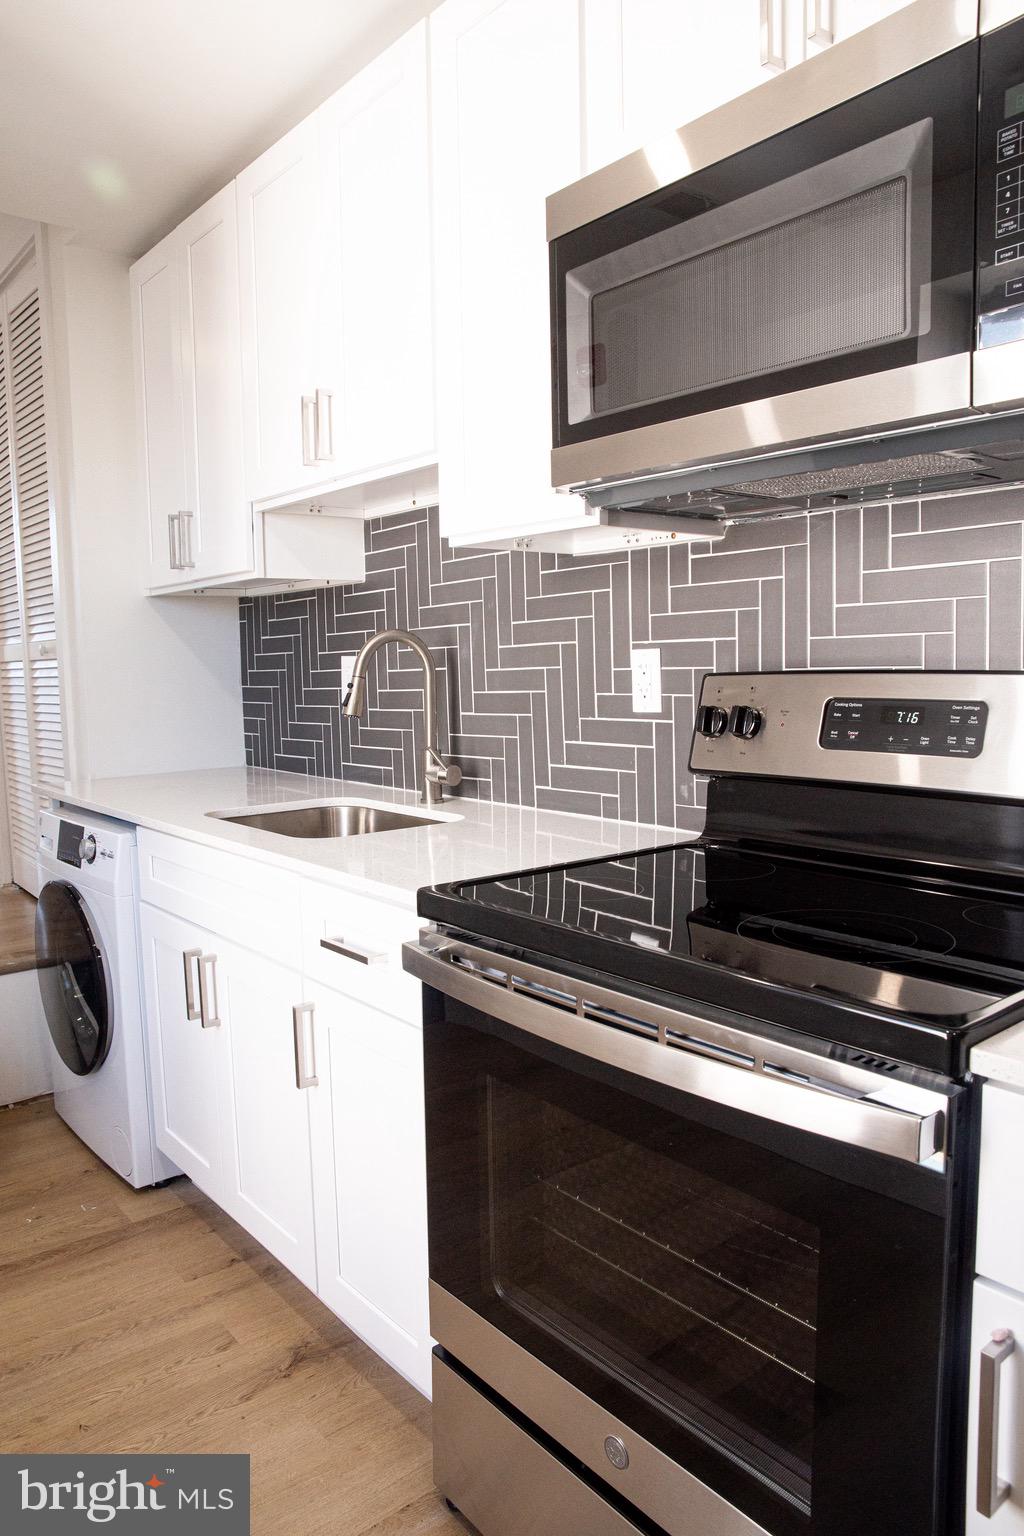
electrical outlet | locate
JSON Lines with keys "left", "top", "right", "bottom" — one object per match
{"left": 340, "top": 654, "right": 357, "bottom": 689}
{"left": 631, "top": 648, "right": 662, "bottom": 713}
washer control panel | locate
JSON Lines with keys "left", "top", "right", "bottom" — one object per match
{"left": 38, "top": 807, "right": 134, "bottom": 894}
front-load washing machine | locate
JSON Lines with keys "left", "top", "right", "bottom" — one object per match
{"left": 36, "top": 807, "right": 179, "bottom": 1187}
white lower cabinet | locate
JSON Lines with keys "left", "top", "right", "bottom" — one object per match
{"left": 212, "top": 937, "right": 317, "bottom": 1292}
{"left": 140, "top": 905, "right": 223, "bottom": 1196}
{"left": 139, "top": 861, "right": 430, "bottom": 1395}
{"left": 966, "top": 1279, "right": 1024, "bottom": 1536}
{"left": 308, "top": 981, "right": 431, "bottom": 1395}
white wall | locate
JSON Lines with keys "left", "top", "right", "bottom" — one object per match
{"left": 43, "top": 234, "right": 244, "bottom": 780}
{"left": 0, "top": 212, "right": 34, "bottom": 275}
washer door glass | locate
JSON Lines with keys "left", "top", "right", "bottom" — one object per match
{"left": 35, "top": 881, "right": 110, "bottom": 1076}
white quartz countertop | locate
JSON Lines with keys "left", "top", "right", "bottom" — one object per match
{"left": 55, "top": 766, "right": 682, "bottom": 908}
{"left": 971, "top": 1023, "right": 1024, "bottom": 1092}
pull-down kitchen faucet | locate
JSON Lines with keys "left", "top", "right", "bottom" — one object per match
{"left": 342, "top": 628, "right": 462, "bottom": 806}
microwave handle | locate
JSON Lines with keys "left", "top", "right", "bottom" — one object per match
{"left": 403, "top": 936, "right": 945, "bottom": 1167}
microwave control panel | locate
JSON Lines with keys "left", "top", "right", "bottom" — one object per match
{"left": 979, "top": 14, "right": 1024, "bottom": 347}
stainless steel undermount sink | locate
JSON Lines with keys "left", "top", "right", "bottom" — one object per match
{"left": 209, "top": 803, "right": 443, "bottom": 838}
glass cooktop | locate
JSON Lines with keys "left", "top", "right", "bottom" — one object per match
{"left": 420, "top": 841, "right": 1024, "bottom": 1073}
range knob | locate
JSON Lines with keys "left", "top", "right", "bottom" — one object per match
{"left": 729, "top": 704, "right": 763, "bottom": 739}
{"left": 696, "top": 704, "right": 729, "bottom": 738}
{"left": 78, "top": 834, "right": 98, "bottom": 865}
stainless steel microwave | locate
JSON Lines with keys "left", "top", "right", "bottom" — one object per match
{"left": 547, "top": 0, "right": 1024, "bottom": 523}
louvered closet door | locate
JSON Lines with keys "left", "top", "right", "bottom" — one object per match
{"left": 0, "top": 256, "right": 64, "bottom": 895}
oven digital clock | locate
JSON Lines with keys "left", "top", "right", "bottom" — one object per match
{"left": 820, "top": 698, "right": 987, "bottom": 757}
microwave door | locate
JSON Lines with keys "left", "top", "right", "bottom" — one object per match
{"left": 565, "top": 122, "right": 934, "bottom": 430}
{"left": 550, "top": 28, "right": 978, "bottom": 490}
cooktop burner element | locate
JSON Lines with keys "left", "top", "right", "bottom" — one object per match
{"left": 418, "top": 672, "right": 1024, "bottom": 1074}
{"left": 733, "top": 907, "right": 959, "bottom": 956}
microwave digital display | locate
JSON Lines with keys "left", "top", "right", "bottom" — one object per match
{"left": 1006, "top": 81, "right": 1024, "bottom": 120}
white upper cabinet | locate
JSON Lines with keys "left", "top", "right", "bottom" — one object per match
{"left": 178, "top": 191, "right": 252, "bottom": 581}
{"left": 131, "top": 232, "right": 187, "bottom": 589}
{"left": 584, "top": 0, "right": 798, "bottom": 172}
{"left": 318, "top": 22, "right": 434, "bottom": 485}
{"left": 236, "top": 117, "right": 324, "bottom": 506}
{"left": 236, "top": 38, "right": 435, "bottom": 514}
{"left": 133, "top": 174, "right": 366, "bottom": 594}
{"left": 431, "top": 0, "right": 589, "bottom": 544}
{"left": 805, "top": 0, "right": 915, "bottom": 53}
{"left": 131, "top": 186, "right": 253, "bottom": 591}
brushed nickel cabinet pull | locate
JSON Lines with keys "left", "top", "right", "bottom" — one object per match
{"left": 760, "top": 0, "right": 785, "bottom": 71}
{"left": 806, "top": 0, "right": 833, "bottom": 46}
{"left": 168, "top": 512, "right": 180, "bottom": 570}
{"left": 315, "top": 388, "right": 334, "bottom": 461}
{"left": 292, "top": 1002, "right": 318, "bottom": 1089}
{"left": 978, "top": 1328, "right": 1015, "bottom": 1517}
{"left": 182, "top": 948, "right": 202, "bottom": 1021}
{"left": 301, "top": 395, "right": 317, "bottom": 465}
{"left": 178, "top": 509, "right": 196, "bottom": 569}
{"left": 320, "top": 935, "right": 387, "bottom": 966}
{"left": 198, "top": 953, "right": 221, "bottom": 1029}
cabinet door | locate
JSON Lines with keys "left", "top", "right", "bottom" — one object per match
{"left": 584, "top": 0, "right": 791, "bottom": 172}
{"left": 307, "top": 982, "right": 430, "bottom": 1394}
{"left": 178, "top": 187, "right": 253, "bottom": 582}
{"left": 139, "top": 903, "right": 223, "bottom": 1197}
{"left": 130, "top": 234, "right": 187, "bottom": 589}
{"left": 431, "top": 0, "right": 588, "bottom": 542}
{"left": 814, "top": 0, "right": 915, "bottom": 50}
{"left": 318, "top": 22, "right": 434, "bottom": 482}
{"left": 215, "top": 939, "right": 317, "bottom": 1290}
{"left": 966, "top": 1279, "right": 1024, "bottom": 1536}
{"left": 236, "top": 117, "right": 324, "bottom": 505}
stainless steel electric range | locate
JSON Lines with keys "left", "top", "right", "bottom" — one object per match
{"left": 403, "top": 671, "right": 1024, "bottom": 1536}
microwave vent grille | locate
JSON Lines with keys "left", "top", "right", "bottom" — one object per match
{"left": 731, "top": 451, "right": 990, "bottom": 500}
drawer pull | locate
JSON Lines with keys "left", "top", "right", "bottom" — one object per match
{"left": 978, "top": 1328, "right": 1015, "bottom": 1517}
{"left": 321, "top": 935, "right": 387, "bottom": 967}
{"left": 292, "top": 1003, "right": 318, "bottom": 1089}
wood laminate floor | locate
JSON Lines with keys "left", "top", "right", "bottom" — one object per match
{"left": 0, "top": 885, "right": 36, "bottom": 976}
{"left": 0, "top": 1098, "right": 467, "bottom": 1536}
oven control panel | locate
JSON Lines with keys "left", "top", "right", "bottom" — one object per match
{"left": 819, "top": 697, "right": 988, "bottom": 757}
{"left": 689, "top": 672, "right": 1021, "bottom": 798}
{"left": 979, "top": 15, "right": 1024, "bottom": 347}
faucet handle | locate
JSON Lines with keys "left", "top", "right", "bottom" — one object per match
{"left": 425, "top": 749, "right": 462, "bottom": 789}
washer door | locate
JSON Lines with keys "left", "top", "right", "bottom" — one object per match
{"left": 35, "top": 880, "right": 111, "bottom": 1076}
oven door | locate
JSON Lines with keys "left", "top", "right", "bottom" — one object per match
{"left": 408, "top": 935, "right": 975, "bottom": 1536}
{"left": 549, "top": 11, "right": 978, "bottom": 491}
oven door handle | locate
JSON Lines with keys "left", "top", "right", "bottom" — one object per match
{"left": 402, "top": 937, "right": 947, "bottom": 1167}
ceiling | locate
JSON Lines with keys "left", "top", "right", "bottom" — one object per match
{"left": 0, "top": 0, "right": 440, "bottom": 257}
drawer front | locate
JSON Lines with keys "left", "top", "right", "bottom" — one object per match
{"left": 977, "top": 1083, "right": 1024, "bottom": 1294}
{"left": 966, "top": 1278, "right": 1024, "bottom": 1536}
{"left": 301, "top": 878, "right": 421, "bottom": 1022}
{"left": 137, "top": 827, "right": 302, "bottom": 965}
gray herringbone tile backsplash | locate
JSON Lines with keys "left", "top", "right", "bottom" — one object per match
{"left": 239, "top": 491, "right": 1024, "bottom": 831}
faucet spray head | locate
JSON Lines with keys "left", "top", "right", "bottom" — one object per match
{"left": 342, "top": 672, "right": 367, "bottom": 717}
